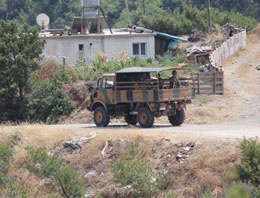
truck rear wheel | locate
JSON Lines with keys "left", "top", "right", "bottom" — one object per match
{"left": 94, "top": 107, "right": 110, "bottom": 127}
{"left": 125, "top": 115, "right": 138, "bottom": 125}
{"left": 138, "top": 107, "right": 154, "bottom": 128}
{"left": 168, "top": 109, "right": 185, "bottom": 126}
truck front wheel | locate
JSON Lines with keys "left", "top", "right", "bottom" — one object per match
{"left": 168, "top": 109, "right": 185, "bottom": 126}
{"left": 94, "top": 107, "right": 110, "bottom": 127}
{"left": 125, "top": 115, "right": 138, "bottom": 125}
{"left": 138, "top": 107, "right": 154, "bottom": 128}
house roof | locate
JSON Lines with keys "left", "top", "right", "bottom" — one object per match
{"left": 116, "top": 67, "right": 181, "bottom": 74}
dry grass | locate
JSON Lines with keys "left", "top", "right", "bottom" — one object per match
{"left": 167, "top": 140, "right": 239, "bottom": 197}
{"left": 0, "top": 125, "right": 239, "bottom": 197}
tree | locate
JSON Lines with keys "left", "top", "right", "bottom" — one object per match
{"left": 0, "top": 20, "right": 45, "bottom": 121}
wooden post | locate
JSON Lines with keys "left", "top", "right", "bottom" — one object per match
{"left": 125, "top": 0, "right": 130, "bottom": 27}
{"left": 62, "top": 57, "right": 66, "bottom": 68}
{"left": 213, "top": 72, "right": 216, "bottom": 94}
{"left": 99, "top": 6, "right": 113, "bottom": 34}
{"left": 142, "top": 0, "right": 146, "bottom": 15}
{"left": 207, "top": 0, "right": 211, "bottom": 34}
{"left": 198, "top": 72, "right": 200, "bottom": 95}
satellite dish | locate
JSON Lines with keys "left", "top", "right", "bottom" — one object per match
{"left": 36, "top": 13, "right": 50, "bottom": 29}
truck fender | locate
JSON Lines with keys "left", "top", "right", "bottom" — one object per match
{"left": 90, "top": 101, "right": 106, "bottom": 111}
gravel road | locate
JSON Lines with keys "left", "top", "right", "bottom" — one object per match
{"left": 53, "top": 123, "right": 260, "bottom": 139}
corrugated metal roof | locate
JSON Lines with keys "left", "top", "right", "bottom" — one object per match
{"left": 116, "top": 67, "right": 180, "bottom": 73}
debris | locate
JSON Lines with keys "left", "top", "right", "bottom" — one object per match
{"left": 52, "top": 132, "right": 97, "bottom": 156}
{"left": 188, "top": 29, "right": 207, "bottom": 42}
{"left": 123, "top": 185, "right": 132, "bottom": 189}
{"left": 102, "top": 140, "right": 109, "bottom": 157}
{"left": 186, "top": 46, "right": 212, "bottom": 64}
{"left": 101, "top": 139, "right": 130, "bottom": 159}
{"left": 256, "top": 65, "right": 260, "bottom": 71}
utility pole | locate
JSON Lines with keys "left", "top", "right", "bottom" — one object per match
{"left": 207, "top": 0, "right": 212, "bottom": 34}
{"left": 142, "top": 0, "right": 146, "bottom": 15}
{"left": 124, "top": 0, "right": 131, "bottom": 27}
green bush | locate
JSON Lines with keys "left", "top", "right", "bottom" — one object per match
{"left": 0, "top": 134, "right": 28, "bottom": 197}
{"left": 236, "top": 138, "right": 260, "bottom": 185}
{"left": 24, "top": 146, "right": 85, "bottom": 198}
{"left": 226, "top": 184, "right": 250, "bottom": 198}
{"left": 110, "top": 143, "right": 168, "bottom": 198}
{"left": 28, "top": 79, "right": 74, "bottom": 122}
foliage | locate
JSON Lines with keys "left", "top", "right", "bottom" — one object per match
{"left": 28, "top": 79, "right": 74, "bottom": 122}
{"left": 142, "top": 4, "right": 257, "bottom": 36}
{"left": 226, "top": 184, "right": 250, "bottom": 198}
{"left": 110, "top": 142, "right": 168, "bottom": 198}
{"left": 0, "top": 134, "right": 28, "bottom": 197}
{"left": 0, "top": 20, "right": 45, "bottom": 122}
{"left": 24, "top": 146, "right": 85, "bottom": 198}
{"left": 74, "top": 52, "right": 196, "bottom": 81}
{"left": 0, "top": 0, "right": 258, "bottom": 31}
{"left": 236, "top": 138, "right": 260, "bottom": 186}
{"left": 0, "top": 0, "right": 81, "bottom": 27}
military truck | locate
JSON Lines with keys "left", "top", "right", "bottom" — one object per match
{"left": 87, "top": 67, "right": 195, "bottom": 128}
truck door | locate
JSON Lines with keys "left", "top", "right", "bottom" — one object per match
{"left": 98, "top": 76, "right": 115, "bottom": 105}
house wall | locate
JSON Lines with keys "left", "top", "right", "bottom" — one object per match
{"left": 42, "top": 34, "right": 155, "bottom": 65}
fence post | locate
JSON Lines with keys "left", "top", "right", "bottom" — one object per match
{"left": 198, "top": 72, "right": 200, "bottom": 95}
{"left": 213, "top": 72, "right": 216, "bottom": 94}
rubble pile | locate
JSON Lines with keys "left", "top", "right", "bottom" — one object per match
{"left": 151, "top": 138, "right": 195, "bottom": 170}
{"left": 50, "top": 132, "right": 97, "bottom": 156}
{"left": 80, "top": 138, "right": 196, "bottom": 197}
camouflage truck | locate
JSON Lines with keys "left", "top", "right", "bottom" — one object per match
{"left": 87, "top": 67, "right": 195, "bottom": 128}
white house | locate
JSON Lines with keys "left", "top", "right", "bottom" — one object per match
{"left": 42, "top": 31, "right": 156, "bottom": 65}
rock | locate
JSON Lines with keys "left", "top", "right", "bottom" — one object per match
{"left": 183, "top": 147, "right": 191, "bottom": 151}
{"left": 176, "top": 154, "right": 183, "bottom": 160}
{"left": 52, "top": 132, "right": 97, "bottom": 156}
{"left": 256, "top": 65, "right": 260, "bottom": 71}
{"left": 187, "top": 142, "right": 195, "bottom": 148}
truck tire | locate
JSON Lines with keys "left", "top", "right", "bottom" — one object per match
{"left": 168, "top": 109, "right": 185, "bottom": 126}
{"left": 138, "top": 107, "right": 154, "bottom": 128}
{"left": 125, "top": 115, "right": 138, "bottom": 125}
{"left": 94, "top": 107, "right": 110, "bottom": 127}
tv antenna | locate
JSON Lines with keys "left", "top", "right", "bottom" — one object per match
{"left": 36, "top": 13, "right": 50, "bottom": 30}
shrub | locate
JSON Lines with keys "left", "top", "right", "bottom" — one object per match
{"left": 33, "top": 61, "right": 78, "bottom": 84}
{"left": 24, "top": 146, "right": 85, "bottom": 198}
{"left": 110, "top": 143, "right": 168, "bottom": 198}
{"left": 0, "top": 134, "right": 28, "bottom": 197}
{"left": 226, "top": 184, "right": 250, "bottom": 198}
{"left": 236, "top": 138, "right": 260, "bottom": 186}
{"left": 28, "top": 79, "right": 74, "bottom": 122}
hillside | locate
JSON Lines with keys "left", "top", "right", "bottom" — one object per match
{"left": 0, "top": 0, "right": 258, "bottom": 32}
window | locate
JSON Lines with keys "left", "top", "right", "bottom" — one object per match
{"left": 101, "top": 77, "right": 114, "bottom": 89}
{"left": 79, "top": 44, "right": 84, "bottom": 51}
{"left": 78, "top": 44, "right": 84, "bottom": 58}
{"left": 133, "top": 44, "right": 139, "bottom": 55}
{"left": 133, "top": 43, "right": 146, "bottom": 56}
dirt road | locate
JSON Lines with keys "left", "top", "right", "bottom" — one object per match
{"left": 53, "top": 123, "right": 260, "bottom": 139}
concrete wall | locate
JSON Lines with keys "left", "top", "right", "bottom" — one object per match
{"left": 210, "top": 30, "right": 247, "bottom": 69}
{"left": 42, "top": 33, "right": 155, "bottom": 65}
